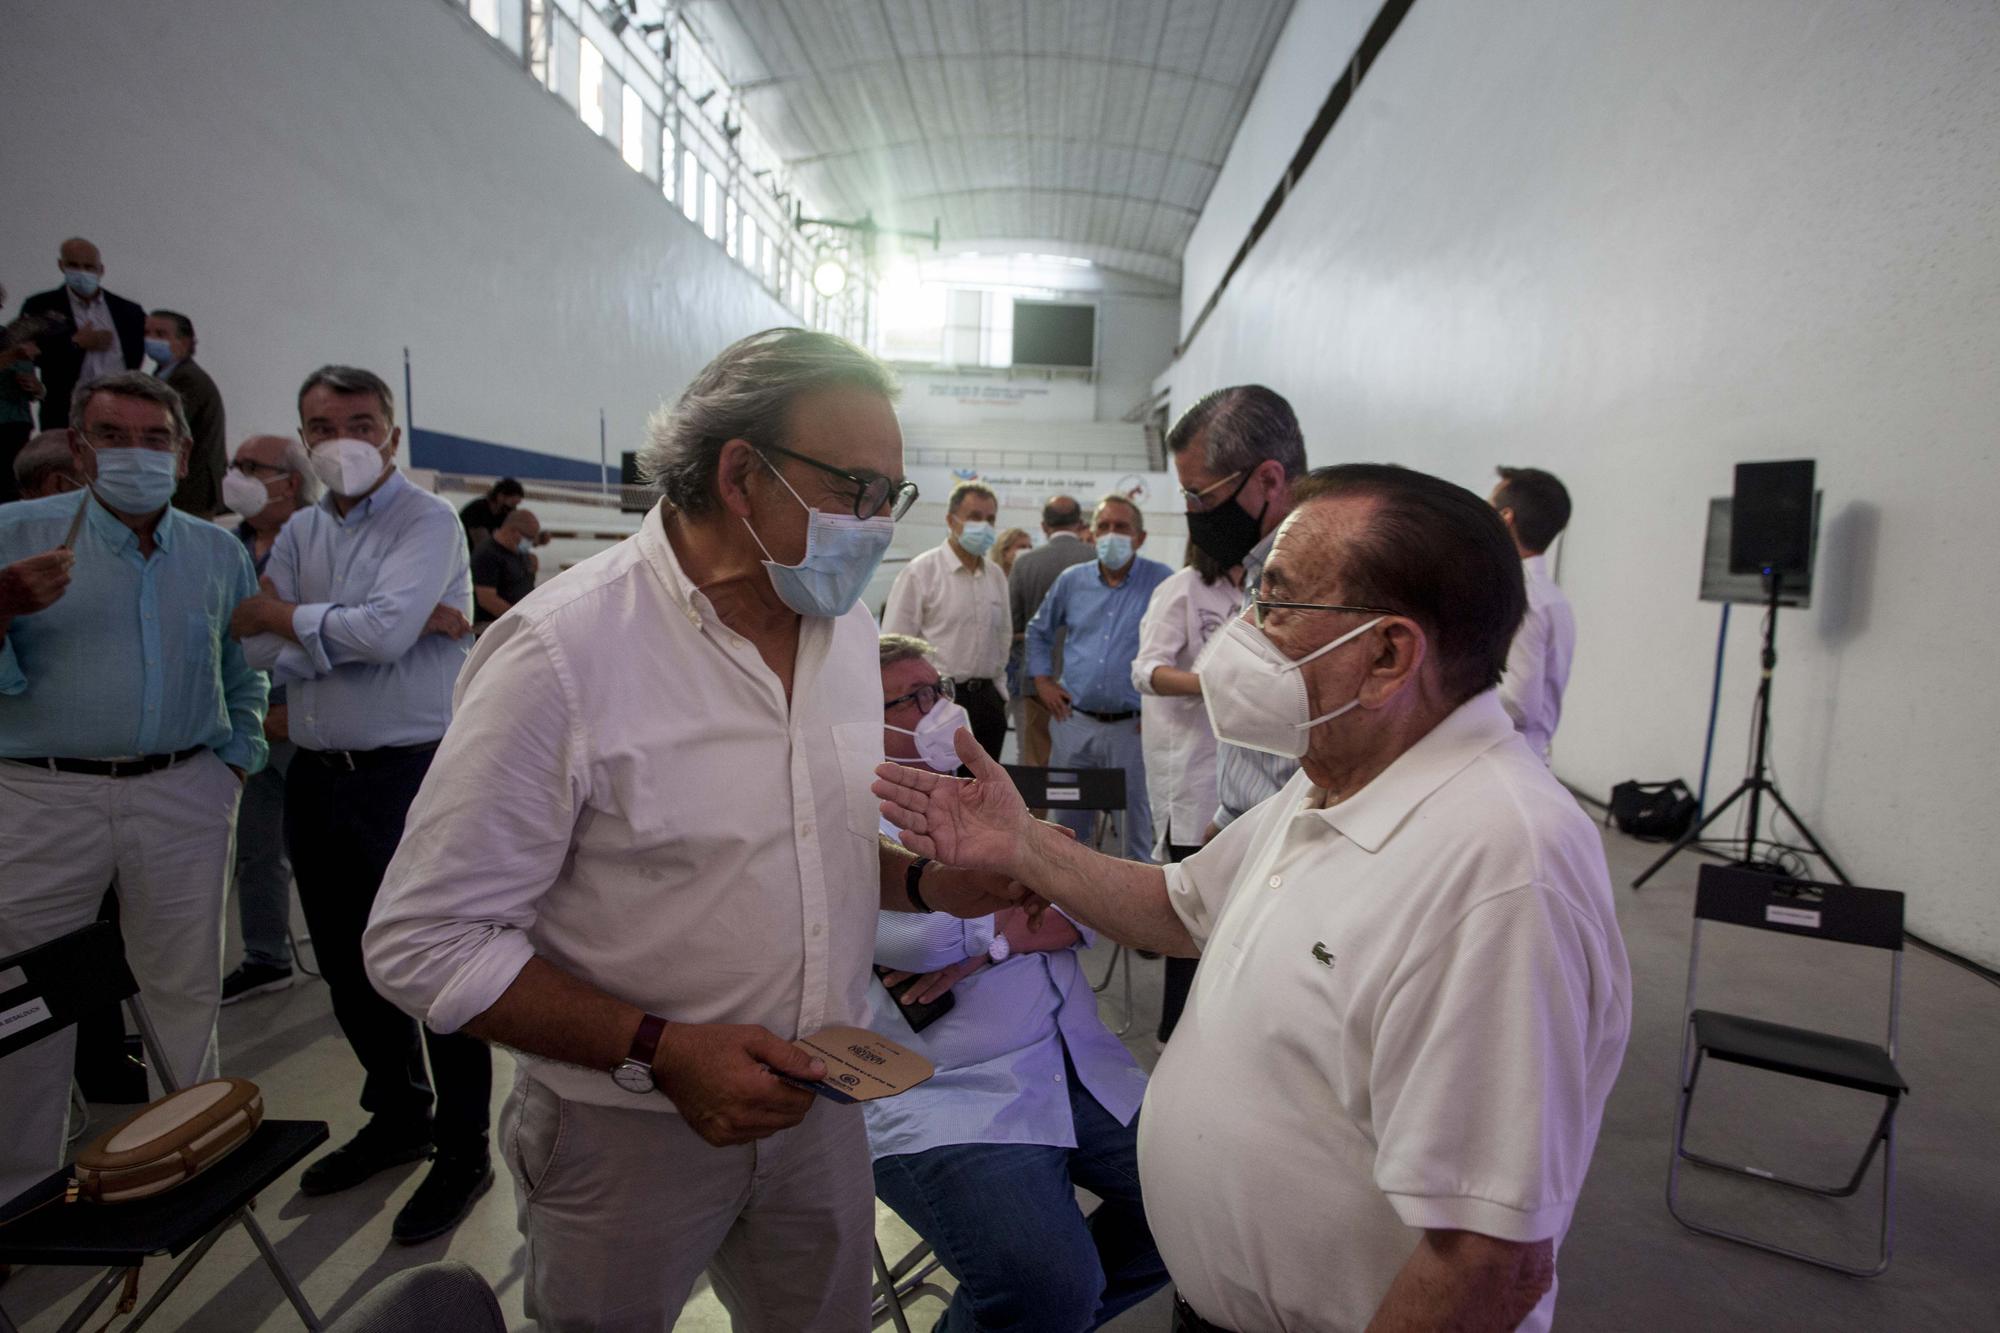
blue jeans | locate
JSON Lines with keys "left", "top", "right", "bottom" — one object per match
{"left": 872, "top": 1058, "right": 1166, "bottom": 1333}
{"left": 235, "top": 739, "right": 293, "bottom": 966}
{"left": 1048, "top": 713, "right": 1152, "bottom": 861}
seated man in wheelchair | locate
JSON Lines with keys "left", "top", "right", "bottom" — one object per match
{"left": 867, "top": 633, "right": 1166, "bottom": 1332}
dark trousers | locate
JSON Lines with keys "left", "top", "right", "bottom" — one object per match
{"left": 1158, "top": 843, "right": 1203, "bottom": 1043}
{"left": 285, "top": 746, "right": 490, "bottom": 1153}
{"left": 1172, "top": 1295, "right": 1234, "bottom": 1333}
{"left": 955, "top": 676, "right": 1009, "bottom": 761}
{"left": 873, "top": 1052, "right": 1166, "bottom": 1332}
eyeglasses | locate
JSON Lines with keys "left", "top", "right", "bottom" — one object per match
{"left": 230, "top": 459, "right": 288, "bottom": 478}
{"left": 883, "top": 678, "right": 954, "bottom": 714}
{"left": 78, "top": 425, "right": 178, "bottom": 452}
{"left": 757, "top": 440, "right": 919, "bottom": 521}
{"left": 1250, "top": 598, "right": 1399, "bottom": 628}
{"left": 1180, "top": 469, "right": 1247, "bottom": 512}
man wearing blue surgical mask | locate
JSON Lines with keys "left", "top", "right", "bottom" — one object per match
{"left": 883, "top": 479, "right": 1013, "bottom": 760}
{"left": 19, "top": 238, "right": 146, "bottom": 431}
{"left": 144, "top": 309, "right": 227, "bottom": 519}
{"left": 1024, "top": 493, "right": 1173, "bottom": 860}
{"left": 0, "top": 371, "right": 268, "bottom": 1204}
{"left": 364, "top": 328, "right": 1026, "bottom": 1329}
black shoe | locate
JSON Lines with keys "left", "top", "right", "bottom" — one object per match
{"left": 299, "top": 1118, "right": 434, "bottom": 1197}
{"left": 221, "top": 962, "right": 295, "bottom": 1005}
{"left": 392, "top": 1148, "right": 494, "bottom": 1244}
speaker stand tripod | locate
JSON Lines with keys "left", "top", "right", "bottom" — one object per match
{"left": 1633, "top": 572, "right": 1850, "bottom": 889}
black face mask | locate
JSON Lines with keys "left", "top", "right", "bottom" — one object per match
{"left": 1185, "top": 470, "right": 1267, "bottom": 569}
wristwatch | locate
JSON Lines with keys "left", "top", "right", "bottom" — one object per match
{"left": 987, "top": 933, "right": 1012, "bottom": 964}
{"left": 612, "top": 1013, "right": 669, "bottom": 1094}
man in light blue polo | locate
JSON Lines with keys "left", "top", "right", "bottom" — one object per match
{"left": 230, "top": 363, "right": 490, "bottom": 1244}
{"left": 1025, "top": 493, "right": 1173, "bottom": 860}
{"left": 0, "top": 370, "right": 267, "bottom": 1202}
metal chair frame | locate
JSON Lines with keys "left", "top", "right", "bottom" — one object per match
{"left": 871, "top": 1236, "right": 949, "bottom": 1332}
{"left": 0, "top": 924, "right": 324, "bottom": 1332}
{"left": 1665, "top": 865, "right": 1906, "bottom": 1277}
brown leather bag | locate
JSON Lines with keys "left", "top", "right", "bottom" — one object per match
{"left": 71, "top": 1078, "right": 262, "bottom": 1203}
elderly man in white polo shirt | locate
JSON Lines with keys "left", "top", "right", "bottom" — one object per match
{"left": 364, "top": 329, "right": 1020, "bottom": 1331}
{"left": 875, "top": 462, "right": 1631, "bottom": 1333}
{"left": 882, "top": 479, "right": 1013, "bottom": 760}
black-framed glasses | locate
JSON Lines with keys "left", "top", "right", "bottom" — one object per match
{"left": 883, "top": 678, "right": 955, "bottom": 714}
{"left": 1180, "top": 469, "right": 1246, "bottom": 512}
{"left": 229, "top": 458, "right": 288, "bottom": 478}
{"left": 757, "top": 440, "right": 919, "bottom": 521}
{"left": 1250, "top": 598, "right": 1399, "bottom": 628}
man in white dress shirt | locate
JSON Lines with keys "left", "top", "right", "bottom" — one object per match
{"left": 364, "top": 330, "right": 1020, "bottom": 1331}
{"left": 1490, "top": 466, "right": 1576, "bottom": 762}
{"left": 883, "top": 479, "right": 1012, "bottom": 760}
{"left": 875, "top": 464, "right": 1631, "bottom": 1333}
{"left": 865, "top": 633, "right": 1163, "bottom": 1332}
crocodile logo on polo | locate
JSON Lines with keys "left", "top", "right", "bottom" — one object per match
{"left": 1311, "top": 942, "right": 1335, "bottom": 968}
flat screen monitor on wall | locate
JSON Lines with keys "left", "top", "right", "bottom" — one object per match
{"left": 1011, "top": 300, "right": 1096, "bottom": 368}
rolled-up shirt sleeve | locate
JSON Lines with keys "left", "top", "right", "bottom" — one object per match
{"left": 874, "top": 909, "right": 995, "bottom": 973}
{"left": 1131, "top": 576, "right": 1186, "bottom": 697}
{"left": 365, "top": 617, "right": 587, "bottom": 1033}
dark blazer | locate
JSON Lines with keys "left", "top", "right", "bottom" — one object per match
{"left": 18, "top": 285, "right": 146, "bottom": 430}
{"left": 165, "top": 358, "right": 227, "bottom": 518}
{"left": 1008, "top": 532, "right": 1099, "bottom": 674}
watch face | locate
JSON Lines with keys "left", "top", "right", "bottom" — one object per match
{"left": 611, "top": 1061, "right": 655, "bottom": 1094}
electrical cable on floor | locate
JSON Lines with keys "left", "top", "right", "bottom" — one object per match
{"left": 1905, "top": 933, "right": 2000, "bottom": 991}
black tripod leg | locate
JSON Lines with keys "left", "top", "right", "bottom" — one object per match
{"left": 1632, "top": 782, "right": 1751, "bottom": 889}
{"left": 1765, "top": 787, "right": 1853, "bottom": 886}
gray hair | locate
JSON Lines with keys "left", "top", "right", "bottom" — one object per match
{"left": 947, "top": 480, "right": 997, "bottom": 515}
{"left": 638, "top": 328, "right": 898, "bottom": 515}
{"left": 1094, "top": 491, "right": 1146, "bottom": 532}
{"left": 297, "top": 364, "right": 395, "bottom": 421}
{"left": 238, "top": 433, "right": 322, "bottom": 506}
{"left": 13, "top": 431, "right": 78, "bottom": 492}
{"left": 1167, "top": 384, "right": 1306, "bottom": 481}
{"left": 879, "top": 632, "right": 937, "bottom": 670}
{"left": 70, "top": 371, "right": 189, "bottom": 441}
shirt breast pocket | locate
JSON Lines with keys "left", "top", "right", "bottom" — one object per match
{"left": 829, "top": 719, "right": 890, "bottom": 844}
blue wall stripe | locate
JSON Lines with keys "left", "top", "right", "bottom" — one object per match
{"left": 410, "top": 427, "right": 614, "bottom": 485}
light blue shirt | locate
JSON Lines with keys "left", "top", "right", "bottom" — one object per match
{"left": 1024, "top": 555, "right": 1174, "bottom": 713}
{"left": 861, "top": 907, "right": 1148, "bottom": 1159}
{"left": 1214, "top": 530, "right": 1298, "bottom": 829}
{"left": 0, "top": 490, "right": 267, "bottom": 770}
{"left": 242, "top": 469, "right": 472, "bottom": 751}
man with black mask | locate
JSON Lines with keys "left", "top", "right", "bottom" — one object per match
{"left": 1167, "top": 385, "right": 1307, "bottom": 839}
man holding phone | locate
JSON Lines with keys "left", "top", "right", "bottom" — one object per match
{"left": 864, "top": 632, "right": 1165, "bottom": 1333}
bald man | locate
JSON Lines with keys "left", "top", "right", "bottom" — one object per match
{"left": 218, "top": 433, "right": 321, "bottom": 1000}
{"left": 19, "top": 238, "right": 146, "bottom": 430}
{"left": 11, "top": 431, "right": 82, "bottom": 501}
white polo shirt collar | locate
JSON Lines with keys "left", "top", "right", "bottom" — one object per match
{"left": 1305, "top": 690, "right": 1518, "bottom": 852}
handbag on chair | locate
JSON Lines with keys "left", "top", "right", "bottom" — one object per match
{"left": 70, "top": 1078, "right": 263, "bottom": 1204}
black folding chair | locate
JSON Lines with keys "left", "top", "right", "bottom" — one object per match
{"left": 871, "top": 1234, "right": 949, "bottom": 1332}
{"left": 1002, "top": 765, "right": 1137, "bottom": 1034}
{"left": 1666, "top": 864, "right": 1908, "bottom": 1276}
{"left": 0, "top": 922, "right": 329, "bottom": 1332}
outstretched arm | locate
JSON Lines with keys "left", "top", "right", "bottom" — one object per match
{"left": 874, "top": 728, "right": 1196, "bottom": 956}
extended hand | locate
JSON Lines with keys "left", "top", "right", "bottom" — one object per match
{"left": 651, "top": 1022, "right": 827, "bottom": 1147}
{"left": 874, "top": 728, "right": 1032, "bottom": 876}
{"left": 73, "top": 327, "right": 114, "bottom": 352}
{"left": 0, "top": 548, "right": 75, "bottom": 618}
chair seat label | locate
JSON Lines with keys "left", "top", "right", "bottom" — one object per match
{"left": 0, "top": 995, "right": 52, "bottom": 1037}
{"left": 1765, "top": 904, "right": 1822, "bottom": 928}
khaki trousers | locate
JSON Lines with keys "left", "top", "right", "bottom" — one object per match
{"left": 502, "top": 1070, "right": 875, "bottom": 1332}
{"left": 1020, "top": 695, "right": 1055, "bottom": 768}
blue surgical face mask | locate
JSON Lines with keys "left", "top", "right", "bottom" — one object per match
{"left": 89, "top": 446, "right": 179, "bottom": 514}
{"left": 515, "top": 536, "right": 534, "bottom": 556}
{"left": 955, "top": 520, "right": 997, "bottom": 557}
{"left": 64, "top": 268, "right": 101, "bottom": 299}
{"left": 743, "top": 461, "right": 895, "bottom": 618}
{"left": 1096, "top": 532, "right": 1134, "bottom": 570}
{"left": 144, "top": 338, "right": 174, "bottom": 365}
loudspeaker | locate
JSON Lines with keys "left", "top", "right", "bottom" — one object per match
{"left": 1729, "top": 459, "right": 1815, "bottom": 576}
{"left": 618, "top": 450, "right": 651, "bottom": 514}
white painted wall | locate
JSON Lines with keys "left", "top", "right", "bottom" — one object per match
{"left": 0, "top": 0, "right": 790, "bottom": 470}
{"left": 1172, "top": 0, "right": 2000, "bottom": 965}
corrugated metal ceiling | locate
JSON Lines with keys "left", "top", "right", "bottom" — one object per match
{"left": 686, "top": 0, "right": 1296, "bottom": 285}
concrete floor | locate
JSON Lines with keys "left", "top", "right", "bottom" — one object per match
{"left": 4, "top": 821, "right": 1998, "bottom": 1331}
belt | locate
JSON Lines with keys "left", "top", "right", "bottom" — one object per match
{"left": 1173, "top": 1296, "right": 1234, "bottom": 1333}
{"left": 1074, "top": 707, "right": 1139, "bottom": 724}
{"left": 3, "top": 745, "right": 209, "bottom": 779}
{"left": 951, "top": 676, "right": 1000, "bottom": 693}
{"left": 298, "top": 741, "right": 439, "bottom": 772}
